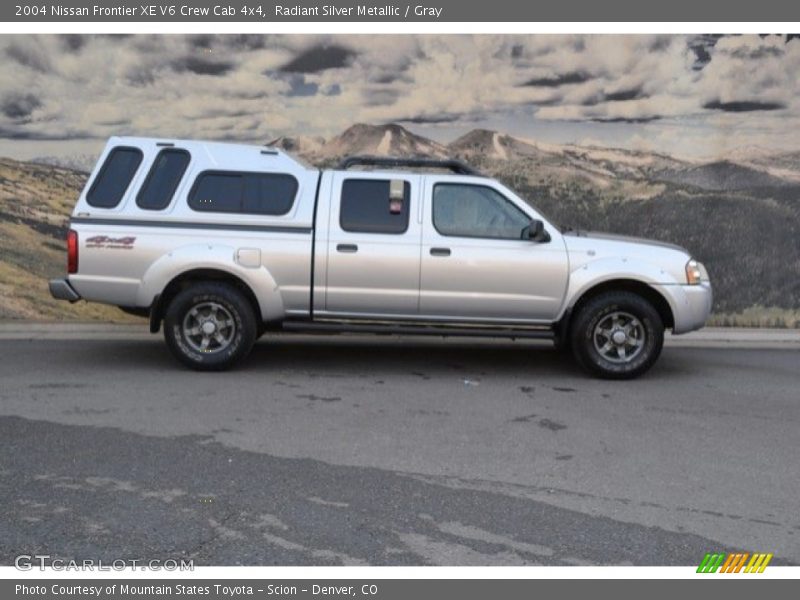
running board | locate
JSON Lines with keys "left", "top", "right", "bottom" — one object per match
{"left": 281, "top": 320, "right": 554, "bottom": 340}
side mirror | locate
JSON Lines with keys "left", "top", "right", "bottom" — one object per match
{"left": 526, "top": 219, "right": 551, "bottom": 243}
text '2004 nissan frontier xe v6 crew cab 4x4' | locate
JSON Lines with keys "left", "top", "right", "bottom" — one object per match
{"left": 49, "top": 136, "right": 712, "bottom": 378}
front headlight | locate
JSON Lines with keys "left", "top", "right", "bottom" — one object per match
{"left": 685, "top": 259, "right": 705, "bottom": 284}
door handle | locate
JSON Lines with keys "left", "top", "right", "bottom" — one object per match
{"left": 430, "top": 247, "right": 451, "bottom": 257}
{"left": 337, "top": 243, "right": 358, "bottom": 253}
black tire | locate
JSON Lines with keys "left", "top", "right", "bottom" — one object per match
{"left": 569, "top": 291, "right": 664, "bottom": 379}
{"left": 163, "top": 282, "right": 257, "bottom": 371}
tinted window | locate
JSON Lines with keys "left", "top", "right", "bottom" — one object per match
{"left": 86, "top": 147, "right": 143, "bottom": 208}
{"left": 188, "top": 171, "right": 297, "bottom": 215}
{"left": 433, "top": 184, "right": 530, "bottom": 240}
{"left": 136, "top": 149, "right": 191, "bottom": 210}
{"left": 340, "top": 179, "right": 410, "bottom": 234}
{"left": 242, "top": 173, "right": 297, "bottom": 215}
{"left": 190, "top": 173, "right": 242, "bottom": 212}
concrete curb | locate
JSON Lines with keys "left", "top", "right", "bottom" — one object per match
{"left": 666, "top": 328, "right": 800, "bottom": 348}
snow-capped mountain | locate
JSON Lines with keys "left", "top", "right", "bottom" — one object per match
{"left": 449, "top": 129, "right": 555, "bottom": 161}
{"left": 319, "top": 123, "right": 449, "bottom": 159}
{"left": 266, "top": 135, "right": 326, "bottom": 157}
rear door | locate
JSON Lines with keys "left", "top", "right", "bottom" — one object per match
{"left": 324, "top": 172, "right": 422, "bottom": 317}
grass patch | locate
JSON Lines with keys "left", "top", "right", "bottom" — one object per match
{"left": 708, "top": 306, "right": 800, "bottom": 328}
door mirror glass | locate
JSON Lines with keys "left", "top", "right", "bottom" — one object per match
{"left": 526, "top": 219, "right": 551, "bottom": 243}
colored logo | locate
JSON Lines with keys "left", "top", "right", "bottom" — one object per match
{"left": 697, "top": 552, "right": 773, "bottom": 573}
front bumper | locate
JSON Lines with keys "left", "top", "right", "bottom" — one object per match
{"left": 654, "top": 282, "right": 713, "bottom": 334}
{"left": 49, "top": 278, "right": 81, "bottom": 303}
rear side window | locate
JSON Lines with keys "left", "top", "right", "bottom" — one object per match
{"left": 188, "top": 171, "right": 297, "bottom": 215}
{"left": 340, "top": 179, "right": 410, "bottom": 234}
{"left": 136, "top": 149, "right": 191, "bottom": 210}
{"left": 86, "top": 147, "right": 143, "bottom": 208}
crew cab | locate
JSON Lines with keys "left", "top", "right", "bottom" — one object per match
{"left": 49, "top": 136, "right": 712, "bottom": 378}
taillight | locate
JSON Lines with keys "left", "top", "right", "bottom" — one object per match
{"left": 67, "top": 229, "right": 78, "bottom": 274}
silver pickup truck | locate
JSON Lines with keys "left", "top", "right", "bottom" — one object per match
{"left": 50, "top": 136, "right": 712, "bottom": 378}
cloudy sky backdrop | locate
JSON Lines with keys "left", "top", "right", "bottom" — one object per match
{"left": 1, "top": 34, "right": 799, "bottom": 160}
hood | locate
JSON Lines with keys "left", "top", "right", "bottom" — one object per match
{"left": 563, "top": 229, "right": 689, "bottom": 254}
{"left": 562, "top": 229, "right": 693, "bottom": 284}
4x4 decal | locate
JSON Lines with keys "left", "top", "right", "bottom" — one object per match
{"left": 85, "top": 235, "right": 136, "bottom": 249}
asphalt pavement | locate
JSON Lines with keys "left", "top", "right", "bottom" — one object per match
{"left": 0, "top": 324, "right": 798, "bottom": 566}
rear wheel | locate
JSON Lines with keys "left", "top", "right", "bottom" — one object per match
{"left": 570, "top": 291, "right": 664, "bottom": 379}
{"left": 163, "top": 282, "right": 257, "bottom": 370}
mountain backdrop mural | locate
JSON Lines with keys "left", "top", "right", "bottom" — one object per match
{"left": 1, "top": 35, "right": 799, "bottom": 324}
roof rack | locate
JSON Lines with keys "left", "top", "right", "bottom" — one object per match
{"left": 337, "top": 155, "right": 483, "bottom": 176}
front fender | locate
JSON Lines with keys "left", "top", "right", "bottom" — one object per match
{"left": 559, "top": 256, "right": 681, "bottom": 321}
{"left": 135, "top": 243, "right": 284, "bottom": 321}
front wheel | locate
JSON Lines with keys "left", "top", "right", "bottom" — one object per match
{"left": 163, "top": 282, "right": 257, "bottom": 370}
{"left": 569, "top": 291, "right": 664, "bottom": 379}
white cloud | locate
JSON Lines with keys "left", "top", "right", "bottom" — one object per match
{"left": 0, "top": 34, "right": 798, "bottom": 157}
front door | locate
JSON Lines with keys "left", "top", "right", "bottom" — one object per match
{"left": 420, "top": 180, "right": 568, "bottom": 322}
{"left": 324, "top": 172, "right": 422, "bottom": 317}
